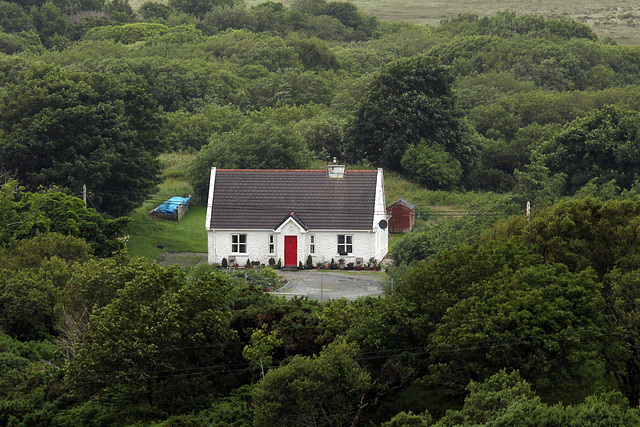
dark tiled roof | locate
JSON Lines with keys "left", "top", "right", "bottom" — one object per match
{"left": 210, "top": 169, "right": 378, "bottom": 230}
{"left": 389, "top": 198, "right": 416, "bottom": 210}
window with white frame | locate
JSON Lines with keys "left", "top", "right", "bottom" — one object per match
{"left": 309, "top": 235, "right": 315, "bottom": 254}
{"left": 337, "top": 235, "right": 352, "bottom": 254}
{"left": 269, "top": 234, "right": 275, "bottom": 254}
{"left": 232, "top": 234, "right": 247, "bottom": 253}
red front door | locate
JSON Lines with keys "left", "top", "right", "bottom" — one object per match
{"left": 284, "top": 236, "right": 297, "bottom": 266}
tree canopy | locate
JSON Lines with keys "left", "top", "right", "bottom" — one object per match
{"left": 346, "top": 55, "right": 479, "bottom": 189}
{"left": 0, "top": 64, "right": 162, "bottom": 216}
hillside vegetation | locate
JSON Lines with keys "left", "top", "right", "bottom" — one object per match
{"left": 244, "top": 0, "right": 640, "bottom": 45}
{"left": 4, "top": 0, "right": 640, "bottom": 424}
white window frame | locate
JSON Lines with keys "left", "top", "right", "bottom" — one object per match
{"left": 232, "top": 234, "right": 247, "bottom": 253}
{"left": 337, "top": 234, "right": 353, "bottom": 255}
{"left": 309, "top": 235, "right": 315, "bottom": 254}
{"left": 268, "top": 234, "right": 275, "bottom": 254}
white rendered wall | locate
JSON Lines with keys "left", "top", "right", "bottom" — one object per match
{"left": 372, "top": 168, "right": 389, "bottom": 261}
{"left": 305, "top": 230, "right": 372, "bottom": 265}
{"left": 209, "top": 230, "right": 278, "bottom": 265}
{"left": 208, "top": 229, "right": 375, "bottom": 265}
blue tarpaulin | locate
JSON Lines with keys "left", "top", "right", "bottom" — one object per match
{"left": 154, "top": 196, "right": 191, "bottom": 215}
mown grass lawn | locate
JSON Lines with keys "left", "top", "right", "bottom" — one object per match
{"left": 125, "top": 153, "right": 207, "bottom": 261}
{"left": 125, "top": 201, "right": 207, "bottom": 261}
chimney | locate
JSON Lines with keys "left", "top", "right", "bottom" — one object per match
{"left": 327, "top": 157, "right": 345, "bottom": 178}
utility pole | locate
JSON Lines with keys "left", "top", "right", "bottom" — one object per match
{"left": 526, "top": 201, "right": 531, "bottom": 223}
{"left": 83, "top": 184, "right": 87, "bottom": 207}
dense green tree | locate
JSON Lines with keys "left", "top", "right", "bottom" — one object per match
{"left": 543, "top": 106, "right": 640, "bottom": 196}
{"left": 454, "top": 70, "right": 536, "bottom": 110}
{"left": 432, "top": 34, "right": 640, "bottom": 91}
{"left": 96, "top": 55, "right": 240, "bottom": 112}
{"left": 433, "top": 371, "right": 640, "bottom": 426}
{"left": 0, "top": 29, "right": 43, "bottom": 54}
{"left": 0, "top": 181, "right": 130, "bottom": 256}
{"left": 291, "top": 0, "right": 326, "bottom": 16}
{"left": 396, "top": 240, "right": 544, "bottom": 324}
{"left": 104, "top": 0, "right": 134, "bottom": 23}
{"left": 0, "top": 270, "right": 56, "bottom": 340}
{"left": 70, "top": 265, "right": 237, "bottom": 416}
{"left": 436, "top": 12, "right": 598, "bottom": 41}
{"left": 285, "top": 32, "right": 340, "bottom": 71}
{"left": 233, "top": 69, "right": 333, "bottom": 110}
{"left": 390, "top": 230, "right": 438, "bottom": 267}
{"left": 0, "top": 332, "right": 60, "bottom": 426}
{"left": 508, "top": 161, "right": 566, "bottom": 208}
{"left": 189, "top": 120, "right": 313, "bottom": 198}
{"left": 11, "top": 0, "right": 105, "bottom": 14}
{"left": 200, "top": 4, "right": 258, "bottom": 34}
{"left": 293, "top": 109, "right": 345, "bottom": 159}
{"left": 83, "top": 22, "right": 172, "bottom": 43}
{"left": 382, "top": 411, "right": 432, "bottom": 427}
{"left": 0, "top": 233, "right": 92, "bottom": 340}
{"left": 467, "top": 124, "right": 559, "bottom": 192}
{"left": 0, "top": 63, "right": 162, "bottom": 216}
{"left": 1, "top": 232, "right": 92, "bottom": 270}
{"left": 317, "top": 296, "right": 425, "bottom": 398}
{"left": 428, "top": 264, "right": 608, "bottom": 398}
{"left": 138, "top": 1, "right": 173, "bottom": 21}
{"left": 346, "top": 55, "right": 478, "bottom": 188}
{"left": 305, "top": 13, "right": 351, "bottom": 41}
{"left": 252, "top": 339, "right": 372, "bottom": 426}
{"left": 467, "top": 87, "right": 640, "bottom": 142}
{"left": 56, "top": 254, "right": 148, "bottom": 361}
{"left": 243, "top": 325, "right": 282, "bottom": 379}
{"left": 401, "top": 143, "right": 463, "bottom": 190}
{"left": 163, "top": 104, "right": 244, "bottom": 151}
{"left": 323, "top": 0, "right": 377, "bottom": 39}
{"left": 169, "top": 0, "right": 236, "bottom": 17}
{"left": 513, "top": 197, "right": 640, "bottom": 277}
{"left": 0, "top": 2, "right": 32, "bottom": 33}
{"left": 31, "top": 1, "right": 69, "bottom": 49}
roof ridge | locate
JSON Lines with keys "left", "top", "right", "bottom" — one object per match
{"left": 217, "top": 169, "right": 377, "bottom": 172}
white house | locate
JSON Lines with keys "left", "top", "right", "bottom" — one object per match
{"left": 205, "top": 164, "right": 388, "bottom": 268}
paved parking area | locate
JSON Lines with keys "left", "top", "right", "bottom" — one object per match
{"left": 273, "top": 270, "right": 385, "bottom": 301}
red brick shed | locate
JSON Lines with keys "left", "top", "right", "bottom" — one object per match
{"left": 386, "top": 198, "right": 415, "bottom": 234}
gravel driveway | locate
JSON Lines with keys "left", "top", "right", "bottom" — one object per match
{"left": 273, "top": 270, "right": 385, "bottom": 301}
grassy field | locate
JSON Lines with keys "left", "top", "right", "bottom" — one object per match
{"left": 124, "top": 179, "right": 207, "bottom": 260}
{"left": 125, "top": 153, "right": 207, "bottom": 261}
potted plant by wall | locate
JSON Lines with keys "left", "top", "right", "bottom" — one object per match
{"left": 316, "top": 261, "right": 323, "bottom": 270}
{"left": 347, "top": 262, "right": 354, "bottom": 270}
{"left": 268, "top": 257, "right": 276, "bottom": 268}
{"left": 221, "top": 257, "right": 228, "bottom": 269}
{"left": 370, "top": 257, "right": 379, "bottom": 271}
{"left": 298, "top": 261, "right": 304, "bottom": 270}
{"left": 338, "top": 258, "right": 345, "bottom": 270}
{"left": 276, "top": 258, "right": 282, "bottom": 269}
{"left": 246, "top": 259, "right": 251, "bottom": 269}
{"left": 306, "top": 255, "right": 313, "bottom": 269}
{"left": 252, "top": 260, "right": 261, "bottom": 269}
